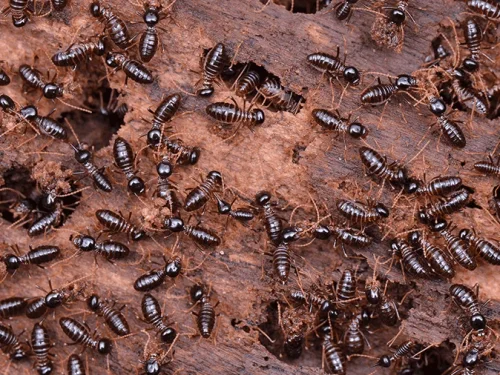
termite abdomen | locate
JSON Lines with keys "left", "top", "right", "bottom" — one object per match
{"left": 273, "top": 242, "right": 291, "bottom": 284}
{"left": 206, "top": 102, "right": 265, "bottom": 126}
{"left": 59, "top": 317, "right": 112, "bottom": 354}
{"left": 105, "top": 52, "right": 153, "bottom": 84}
{"left": 95, "top": 209, "right": 145, "bottom": 241}
{"left": 89, "top": 2, "right": 131, "bottom": 49}
{"left": 198, "top": 43, "right": 227, "bottom": 96}
{"left": 359, "top": 146, "right": 407, "bottom": 184}
{"left": 307, "top": 51, "right": 360, "bottom": 85}
{"left": 141, "top": 293, "right": 177, "bottom": 343}
{"left": 184, "top": 171, "right": 222, "bottom": 212}
{"left": 474, "top": 160, "right": 500, "bottom": 176}
{"left": 87, "top": 294, "right": 130, "bottom": 337}
{"left": 255, "top": 191, "right": 283, "bottom": 245}
{"left": 418, "top": 189, "right": 470, "bottom": 223}
{"left": 0, "top": 297, "right": 27, "bottom": 319}
{"left": 67, "top": 354, "right": 85, "bottom": 375}
{"left": 466, "top": 0, "right": 500, "bottom": 20}
{"left": 3, "top": 245, "right": 60, "bottom": 270}
{"left": 336, "top": 268, "right": 356, "bottom": 301}
{"left": 460, "top": 229, "right": 500, "bottom": 265}
{"left": 31, "top": 322, "right": 53, "bottom": 375}
{"left": 0, "top": 68, "right": 10, "bottom": 86}
{"left": 51, "top": 38, "right": 106, "bottom": 68}
{"left": 113, "top": 137, "right": 145, "bottom": 195}
{"left": 235, "top": 69, "right": 262, "bottom": 97}
{"left": 336, "top": 199, "right": 389, "bottom": 225}
{"left": 0, "top": 324, "right": 27, "bottom": 359}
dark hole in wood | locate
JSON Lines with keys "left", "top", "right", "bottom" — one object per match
{"left": 259, "top": 0, "right": 331, "bottom": 14}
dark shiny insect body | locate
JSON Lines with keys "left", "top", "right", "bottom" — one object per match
{"left": 0, "top": 297, "right": 27, "bottom": 318}
{"left": 290, "top": 290, "right": 331, "bottom": 313}
{"left": 73, "top": 146, "right": 112, "bottom": 192}
{"left": 432, "top": 221, "right": 476, "bottom": 270}
{"left": 344, "top": 314, "right": 366, "bottom": 354}
{"left": 387, "top": 0, "right": 409, "bottom": 26}
{"left": 106, "top": 53, "right": 153, "bottom": 84}
{"left": 359, "top": 147, "right": 407, "bottom": 184}
{"left": 337, "top": 199, "right": 389, "bottom": 225}
{"left": 307, "top": 49, "right": 360, "bottom": 85}
{"left": 428, "top": 97, "right": 466, "bottom": 148}
{"left": 409, "top": 174, "right": 463, "bottom": 196}
{"left": 466, "top": 0, "right": 500, "bottom": 19}
{"left": 3, "top": 245, "right": 60, "bottom": 270}
{"left": 196, "top": 294, "right": 217, "bottom": 339}
{"left": 334, "top": 0, "right": 358, "bottom": 21}
{"left": 390, "top": 239, "right": 433, "bottom": 278}
{"left": 312, "top": 109, "right": 367, "bottom": 138}
{"left": 162, "top": 137, "right": 201, "bottom": 165}
{"left": 0, "top": 68, "right": 10, "bottom": 86}
{"left": 96, "top": 209, "right": 145, "bottom": 241}
{"left": 255, "top": 191, "right": 283, "bottom": 246}
{"left": 141, "top": 293, "right": 177, "bottom": 343}
{"left": 87, "top": 294, "right": 129, "bottom": 337}
{"left": 327, "top": 226, "right": 373, "bottom": 250}
{"left": 139, "top": 2, "right": 171, "bottom": 62}
{"left": 464, "top": 19, "right": 482, "bottom": 62}
{"left": 19, "top": 65, "right": 64, "bottom": 100}
{"left": 235, "top": 69, "right": 262, "bottom": 97}
{"left": 449, "top": 284, "right": 486, "bottom": 331}
{"left": 90, "top": 2, "right": 131, "bottom": 49}
{"left": 323, "top": 333, "right": 346, "bottom": 375}
{"left": 67, "top": 354, "right": 85, "bottom": 375}
{"left": 418, "top": 189, "right": 470, "bottom": 223}
{"left": 360, "top": 75, "right": 417, "bottom": 105}
{"left": 71, "top": 234, "right": 130, "bottom": 260}
{"left": 184, "top": 171, "right": 222, "bottom": 212}
{"left": 4, "top": 0, "right": 30, "bottom": 27}
{"left": 21, "top": 106, "right": 67, "bottom": 140}
{"left": 198, "top": 43, "right": 227, "bottom": 96}
{"left": 206, "top": 102, "right": 265, "bottom": 126}
{"left": 377, "top": 341, "right": 414, "bottom": 368}
{"left": 59, "top": 317, "right": 112, "bottom": 355}
{"left": 52, "top": 37, "right": 106, "bottom": 68}
{"left": 26, "top": 284, "right": 79, "bottom": 319}
{"left": 215, "top": 196, "right": 254, "bottom": 222}
{"left": 28, "top": 202, "right": 63, "bottom": 236}
{"left": 155, "top": 159, "right": 181, "bottom": 214}
{"left": 51, "top": 0, "right": 67, "bottom": 11}
{"left": 259, "top": 77, "right": 302, "bottom": 114}
{"left": 273, "top": 242, "right": 291, "bottom": 284}
{"left": 409, "top": 231, "right": 455, "bottom": 278}
{"left": 113, "top": 137, "right": 145, "bottom": 195}
{"left": 284, "top": 334, "right": 303, "bottom": 360}
{"left": 0, "top": 324, "right": 27, "bottom": 359}
{"left": 164, "top": 217, "right": 221, "bottom": 246}
{"left": 134, "top": 256, "right": 181, "bottom": 292}
{"left": 460, "top": 229, "right": 500, "bottom": 265}
{"left": 336, "top": 268, "right": 356, "bottom": 301}
{"left": 31, "top": 322, "right": 53, "bottom": 375}
{"left": 474, "top": 159, "right": 500, "bottom": 177}
{"left": 378, "top": 294, "right": 399, "bottom": 326}
{"left": 146, "top": 94, "right": 182, "bottom": 146}
{"left": 0, "top": 94, "right": 16, "bottom": 113}
{"left": 492, "top": 185, "right": 500, "bottom": 218}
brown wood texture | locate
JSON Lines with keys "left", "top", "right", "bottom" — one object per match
{"left": 0, "top": 0, "right": 499, "bottom": 374}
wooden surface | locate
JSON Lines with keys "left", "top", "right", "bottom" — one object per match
{"left": 0, "top": 0, "right": 499, "bottom": 374}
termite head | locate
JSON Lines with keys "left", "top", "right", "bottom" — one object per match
{"left": 90, "top": 2, "right": 102, "bottom": 17}
{"left": 360, "top": 308, "right": 371, "bottom": 325}
{"left": 253, "top": 109, "right": 265, "bottom": 125}
{"left": 3, "top": 254, "right": 20, "bottom": 270}
{"left": 365, "top": 284, "right": 380, "bottom": 305}
{"left": 157, "top": 160, "right": 173, "bottom": 178}
{"left": 190, "top": 284, "right": 205, "bottom": 302}
{"left": 470, "top": 313, "right": 486, "bottom": 330}
{"left": 493, "top": 185, "right": 500, "bottom": 199}
{"left": 430, "top": 218, "right": 447, "bottom": 232}
{"left": 463, "top": 348, "right": 479, "bottom": 369}
{"left": 198, "top": 87, "right": 214, "bottom": 97}
{"left": 43, "top": 83, "right": 64, "bottom": 99}
{"left": 147, "top": 129, "right": 162, "bottom": 147}
{"left": 165, "top": 257, "right": 182, "bottom": 278}
{"left": 281, "top": 226, "right": 303, "bottom": 243}
{"left": 462, "top": 57, "right": 479, "bottom": 73}
{"left": 0, "top": 94, "right": 15, "bottom": 111}
{"left": 255, "top": 191, "right": 272, "bottom": 206}
{"left": 95, "top": 37, "right": 107, "bottom": 56}
{"left": 105, "top": 53, "right": 121, "bottom": 68}
{"left": 389, "top": 8, "right": 406, "bottom": 25}
{"left": 188, "top": 147, "right": 201, "bottom": 165}
{"left": 404, "top": 178, "right": 420, "bottom": 194}
{"left": 375, "top": 203, "right": 390, "bottom": 218}
{"left": 395, "top": 74, "right": 417, "bottom": 90}
{"left": 313, "top": 224, "right": 332, "bottom": 240}
{"left": 10, "top": 345, "right": 28, "bottom": 360}
{"left": 389, "top": 239, "right": 403, "bottom": 255}
{"left": 429, "top": 97, "right": 447, "bottom": 116}
{"left": 71, "top": 234, "right": 96, "bottom": 252}
{"left": 143, "top": 6, "right": 160, "bottom": 27}
{"left": 216, "top": 196, "right": 231, "bottom": 215}
{"left": 144, "top": 355, "right": 161, "bottom": 375}
{"left": 160, "top": 327, "right": 177, "bottom": 344}
{"left": 128, "top": 177, "right": 146, "bottom": 195}
{"left": 12, "top": 16, "right": 29, "bottom": 28}
{"left": 87, "top": 294, "right": 101, "bottom": 311}
{"left": 417, "top": 208, "right": 431, "bottom": 224}
{"left": 344, "top": 66, "right": 361, "bottom": 86}
{"left": 20, "top": 105, "right": 38, "bottom": 120}
{"left": 163, "top": 217, "right": 184, "bottom": 232}
{"left": 97, "top": 338, "right": 112, "bottom": 355}
{"left": 74, "top": 148, "right": 92, "bottom": 164}
{"left": 348, "top": 122, "right": 367, "bottom": 138}
{"left": 459, "top": 229, "right": 472, "bottom": 241}
{"left": 407, "top": 230, "right": 421, "bottom": 246}
{"left": 131, "top": 229, "right": 146, "bottom": 241}
{"left": 45, "top": 290, "right": 63, "bottom": 308}
{"left": 377, "top": 355, "right": 392, "bottom": 367}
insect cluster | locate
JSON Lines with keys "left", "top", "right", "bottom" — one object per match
{"left": 0, "top": 0, "right": 499, "bottom": 374}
